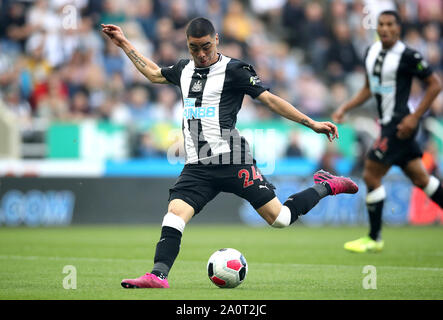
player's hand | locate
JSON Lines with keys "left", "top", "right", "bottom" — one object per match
{"left": 311, "top": 121, "right": 339, "bottom": 142}
{"left": 396, "top": 114, "right": 418, "bottom": 139}
{"left": 332, "top": 107, "right": 346, "bottom": 123}
{"left": 101, "top": 24, "right": 127, "bottom": 47}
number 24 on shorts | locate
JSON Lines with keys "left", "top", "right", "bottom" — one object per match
{"left": 238, "top": 166, "right": 263, "bottom": 188}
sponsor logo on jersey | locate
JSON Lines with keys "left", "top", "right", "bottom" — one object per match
{"left": 249, "top": 75, "right": 261, "bottom": 86}
{"left": 183, "top": 98, "right": 215, "bottom": 119}
{"left": 369, "top": 75, "right": 394, "bottom": 94}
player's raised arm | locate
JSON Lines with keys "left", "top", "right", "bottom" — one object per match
{"left": 332, "top": 75, "right": 372, "bottom": 123}
{"left": 101, "top": 24, "right": 168, "bottom": 84}
{"left": 257, "top": 90, "right": 339, "bottom": 142}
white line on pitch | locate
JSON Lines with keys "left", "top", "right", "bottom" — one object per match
{"left": 0, "top": 255, "right": 442, "bottom": 272}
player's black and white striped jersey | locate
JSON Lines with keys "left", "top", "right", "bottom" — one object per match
{"left": 161, "top": 54, "right": 267, "bottom": 164}
{"left": 365, "top": 40, "right": 432, "bottom": 126}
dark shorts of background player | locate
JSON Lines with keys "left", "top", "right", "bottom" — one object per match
{"left": 367, "top": 124, "right": 423, "bottom": 168}
{"left": 168, "top": 161, "right": 276, "bottom": 214}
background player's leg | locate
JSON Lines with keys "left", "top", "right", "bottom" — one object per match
{"left": 151, "top": 199, "right": 194, "bottom": 279}
{"left": 344, "top": 159, "right": 391, "bottom": 253}
{"left": 362, "top": 159, "right": 391, "bottom": 241}
{"left": 402, "top": 158, "right": 443, "bottom": 208}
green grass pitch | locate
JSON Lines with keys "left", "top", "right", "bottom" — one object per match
{"left": 0, "top": 225, "right": 442, "bottom": 300}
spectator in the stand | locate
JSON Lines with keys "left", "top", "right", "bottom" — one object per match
{"left": 155, "top": 42, "right": 179, "bottom": 67}
{"left": 127, "top": 86, "right": 154, "bottom": 127}
{"left": 316, "top": 144, "right": 339, "bottom": 176}
{"left": 103, "top": 39, "right": 125, "bottom": 76}
{"left": 422, "top": 23, "right": 443, "bottom": 72}
{"left": 285, "top": 131, "right": 303, "bottom": 157}
{"left": 35, "top": 71, "right": 70, "bottom": 121}
{"left": 301, "top": 1, "right": 329, "bottom": 72}
{"left": 60, "top": 48, "right": 93, "bottom": 94}
{"left": 326, "top": 21, "right": 361, "bottom": 83}
{"left": 416, "top": 0, "right": 442, "bottom": 23}
{"left": 98, "top": 91, "right": 131, "bottom": 126}
{"left": 169, "top": 0, "right": 190, "bottom": 31}
{"left": 135, "top": 131, "right": 166, "bottom": 158}
{"left": 3, "top": 84, "right": 33, "bottom": 133}
{"left": 136, "top": 0, "right": 157, "bottom": 41}
{"left": 270, "top": 41, "right": 300, "bottom": 89}
{"left": 151, "top": 86, "right": 179, "bottom": 123}
{"left": 100, "top": 0, "right": 127, "bottom": 25}
{"left": 294, "top": 70, "right": 328, "bottom": 117}
{"left": 69, "top": 87, "right": 92, "bottom": 120}
{"left": 0, "top": 1, "right": 31, "bottom": 52}
{"left": 152, "top": 17, "right": 176, "bottom": 49}
{"left": 223, "top": 0, "right": 252, "bottom": 42}
{"left": 281, "top": 0, "right": 306, "bottom": 48}
{"left": 404, "top": 28, "right": 427, "bottom": 55}
{"left": 327, "top": 82, "right": 349, "bottom": 114}
{"left": 327, "top": 0, "right": 349, "bottom": 27}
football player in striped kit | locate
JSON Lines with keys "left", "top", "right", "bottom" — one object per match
{"left": 333, "top": 11, "right": 443, "bottom": 253}
{"left": 102, "top": 18, "right": 358, "bottom": 288}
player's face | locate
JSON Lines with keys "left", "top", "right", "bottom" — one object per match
{"left": 377, "top": 14, "right": 400, "bottom": 48}
{"left": 187, "top": 33, "right": 219, "bottom": 68}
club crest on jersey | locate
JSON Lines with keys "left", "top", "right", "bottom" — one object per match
{"left": 191, "top": 80, "right": 203, "bottom": 92}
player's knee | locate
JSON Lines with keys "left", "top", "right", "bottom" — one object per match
{"left": 162, "top": 212, "right": 186, "bottom": 233}
{"left": 167, "top": 199, "right": 194, "bottom": 223}
{"left": 270, "top": 206, "right": 291, "bottom": 228}
{"left": 363, "top": 171, "right": 380, "bottom": 190}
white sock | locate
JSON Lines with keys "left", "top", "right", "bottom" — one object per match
{"left": 162, "top": 212, "right": 186, "bottom": 233}
{"left": 423, "top": 176, "right": 439, "bottom": 197}
{"left": 271, "top": 206, "right": 291, "bottom": 228}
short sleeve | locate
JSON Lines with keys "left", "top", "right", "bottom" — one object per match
{"left": 161, "top": 59, "right": 190, "bottom": 86}
{"left": 405, "top": 49, "right": 432, "bottom": 79}
{"left": 231, "top": 62, "right": 269, "bottom": 99}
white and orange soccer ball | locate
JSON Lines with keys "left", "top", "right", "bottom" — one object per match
{"left": 207, "top": 248, "right": 248, "bottom": 288}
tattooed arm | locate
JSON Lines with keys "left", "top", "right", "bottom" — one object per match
{"left": 257, "top": 91, "right": 339, "bottom": 142}
{"left": 101, "top": 24, "right": 168, "bottom": 84}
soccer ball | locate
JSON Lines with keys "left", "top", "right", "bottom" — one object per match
{"left": 207, "top": 248, "right": 248, "bottom": 288}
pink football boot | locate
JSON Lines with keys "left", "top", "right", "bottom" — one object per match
{"left": 121, "top": 273, "right": 169, "bottom": 289}
{"left": 313, "top": 170, "right": 358, "bottom": 195}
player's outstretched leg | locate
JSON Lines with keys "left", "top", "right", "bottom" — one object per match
{"left": 313, "top": 170, "right": 359, "bottom": 195}
{"left": 269, "top": 170, "right": 358, "bottom": 228}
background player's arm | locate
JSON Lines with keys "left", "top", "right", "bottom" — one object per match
{"left": 397, "top": 73, "right": 442, "bottom": 139}
{"left": 332, "top": 76, "right": 372, "bottom": 123}
{"left": 101, "top": 24, "right": 168, "bottom": 84}
{"left": 257, "top": 91, "right": 338, "bottom": 142}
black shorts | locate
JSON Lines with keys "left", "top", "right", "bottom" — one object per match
{"left": 168, "top": 161, "right": 276, "bottom": 214}
{"left": 368, "top": 124, "right": 422, "bottom": 168}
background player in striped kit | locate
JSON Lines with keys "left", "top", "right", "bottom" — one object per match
{"left": 332, "top": 11, "right": 443, "bottom": 253}
{"left": 102, "top": 18, "right": 358, "bottom": 288}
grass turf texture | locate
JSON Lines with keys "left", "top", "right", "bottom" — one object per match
{"left": 0, "top": 225, "right": 442, "bottom": 300}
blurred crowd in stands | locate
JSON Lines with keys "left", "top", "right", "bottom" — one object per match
{"left": 0, "top": 0, "right": 442, "bottom": 161}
